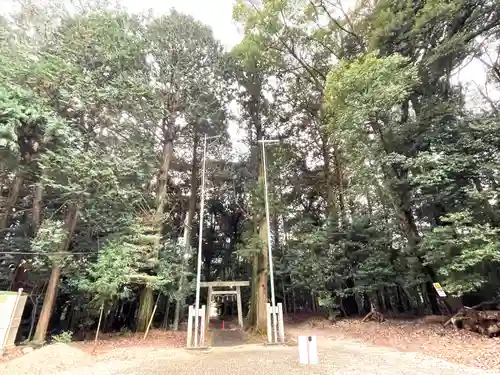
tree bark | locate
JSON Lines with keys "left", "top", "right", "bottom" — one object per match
{"left": 255, "top": 214, "right": 269, "bottom": 331}
{"left": 173, "top": 134, "right": 199, "bottom": 330}
{"left": 136, "top": 287, "right": 154, "bottom": 332}
{"left": 32, "top": 205, "right": 78, "bottom": 344}
{"left": 332, "top": 145, "right": 347, "bottom": 227}
{"left": 319, "top": 133, "right": 336, "bottom": 216}
{"left": 0, "top": 172, "right": 23, "bottom": 230}
{"left": 370, "top": 120, "right": 444, "bottom": 314}
{"left": 32, "top": 182, "right": 43, "bottom": 235}
{"left": 162, "top": 296, "right": 171, "bottom": 329}
{"left": 138, "top": 119, "right": 175, "bottom": 332}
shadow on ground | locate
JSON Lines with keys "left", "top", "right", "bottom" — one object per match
{"left": 209, "top": 318, "right": 247, "bottom": 347}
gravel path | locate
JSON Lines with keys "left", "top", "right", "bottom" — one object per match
{"left": 211, "top": 319, "right": 246, "bottom": 347}
{"left": 51, "top": 338, "right": 500, "bottom": 375}
{"left": 0, "top": 344, "right": 91, "bottom": 375}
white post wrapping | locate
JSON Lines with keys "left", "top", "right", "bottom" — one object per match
{"left": 186, "top": 304, "right": 206, "bottom": 348}
{"left": 236, "top": 286, "right": 243, "bottom": 328}
{"left": 199, "top": 305, "right": 206, "bottom": 346}
{"left": 261, "top": 139, "right": 278, "bottom": 344}
{"left": 266, "top": 302, "right": 285, "bottom": 344}
{"left": 187, "top": 305, "right": 194, "bottom": 348}
{"left": 194, "top": 134, "right": 207, "bottom": 348}
{"left": 277, "top": 303, "right": 285, "bottom": 343}
{"left": 266, "top": 303, "right": 272, "bottom": 343}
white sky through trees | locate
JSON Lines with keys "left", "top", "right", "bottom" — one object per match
{"left": 1, "top": 0, "right": 495, "bottom": 153}
{"left": 121, "top": 0, "right": 496, "bottom": 148}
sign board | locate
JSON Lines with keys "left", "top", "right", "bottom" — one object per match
{"left": 433, "top": 283, "right": 447, "bottom": 297}
{"left": 0, "top": 289, "right": 27, "bottom": 351}
{"left": 298, "top": 336, "right": 319, "bottom": 365}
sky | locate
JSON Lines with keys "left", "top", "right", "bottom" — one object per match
{"left": 2, "top": 0, "right": 495, "bottom": 148}
{"left": 121, "top": 0, "right": 246, "bottom": 154}
{"left": 119, "top": 0, "right": 495, "bottom": 131}
{"left": 122, "top": 0, "right": 242, "bottom": 49}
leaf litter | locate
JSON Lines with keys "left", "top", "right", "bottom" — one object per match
{"left": 288, "top": 316, "right": 500, "bottom": 372}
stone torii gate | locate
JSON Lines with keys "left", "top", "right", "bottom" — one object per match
{"left": 200, "top": 280, "right": 249, "bottom": 329}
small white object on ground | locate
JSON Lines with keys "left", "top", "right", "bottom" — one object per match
{"left": 298, "top": 335, "right": 319, "bottom": 365}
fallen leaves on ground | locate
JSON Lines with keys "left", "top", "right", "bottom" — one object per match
{"left": 0, "top": 346, "right": 24, "bottom": 363}
{"left": 288, "top": 316, "right": 500, "bottom": 371}
{"left": 72, "top": 329, "right": 186, "bottom": 355}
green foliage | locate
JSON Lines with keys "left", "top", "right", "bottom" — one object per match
{"left": 51, "top": 330, "right": 73, "bottom": 344}
{"left": 324, "top": 52, "right": 419, "bottom": 127}
{"left": 74, "top": 238, "right": 137, "bottom": 305}
{"left": 422, "top": 212, "right": 500, "bottom": 296}
{"left": 1, "top": 0, "right": 500, "bottom": 340}
{"left": 31, "top": 219, "right": 69, "bottom": 269}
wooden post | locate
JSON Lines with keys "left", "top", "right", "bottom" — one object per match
{"left": 236, "top": 286, "right": 243, "bottom": 328}
{"left": 93, "top": 302, "right": 104, "bottom": 352}
{"left": 143, "top": 294, "right": 160, "bottom": 340}
{"left": 282, "top": 285, "right": 288, "bottom": 316}
{"left": 186, "top": 305, "right": 194, "bottom": 348}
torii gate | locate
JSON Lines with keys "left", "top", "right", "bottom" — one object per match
{"left": 201, "top": 280, "right": 249, "bottom": 330}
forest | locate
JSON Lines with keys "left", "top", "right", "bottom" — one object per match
{"left": 1, "top": 0, "right": 500, "bottom": 345}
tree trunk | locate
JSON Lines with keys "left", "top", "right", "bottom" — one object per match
{"left": 154, "top": 120, "right": 175, "bottom": 245}
{"left": 137, "top": 287, "right": 154, "bottom": 332}
{"left": 282, "top": 284, "right": 287, "bottom": 316}
{"left": 370, "top": 121, "right": 444, "bottom": 314}
{"left": 162, "top": 296, "right": 171, "bottom": 329}
{"left": 32, "top": 205, "right": 78, "bottom": 344}
{"left": 32, "top": 181, "right": 43, "bottom": 235}
{"left": 320, "top": 135, "right": 336, "bottom": 216}
{"left": 173, "top": 134, "right": 199, "bottom": 330}
{"left": 248, "top": 249, "right": 259, "bottom": 326}
{"left": 32, "top": 265, "right": 60, "bottom": 344}
{"left": 139, "top": 120, "right": 175, "bottom": 331}
{"left": 255, "top": 214, "right": 269, "bottom": 332}
{"left": 27, "top": 294, "right": 41, "bottom": 342}
{"left": 0, "top": 172, "right": 23, "bottom": 230}
{"left": 333, "top": 145, "right": 347, "bottom": 227}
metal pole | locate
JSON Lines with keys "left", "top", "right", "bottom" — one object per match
{"left": 194, "top": 134, "right": 207, "bottom": 347}
{"left": 261, "top": 139, "right": 278, "bottom": 343}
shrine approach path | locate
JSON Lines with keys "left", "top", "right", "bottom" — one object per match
{"left": 55, "top": 336, "right": 500, "bottom": 375}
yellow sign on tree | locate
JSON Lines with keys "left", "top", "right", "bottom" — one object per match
{"left": 432, "top": 283, "right": 447, "bottom": 297}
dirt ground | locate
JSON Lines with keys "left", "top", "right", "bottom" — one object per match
{"left": 0, "top": 329, "right": 185, "bottom": 363}
{"left": 5, "top": 339, "right": 499, "bottom": 375}
{"left": 286, "top": 315, "right": 500, "bottom": 372}
{"left": 72, "top": 329, "right": 186, "bottom": 354}
{"left": 2, "top": 316, "right": 500, "bottom": 373}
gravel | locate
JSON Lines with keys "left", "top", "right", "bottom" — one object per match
{"left": 47, "top": 338, "right": 500, "bottom": 375}
{"left": 0, "top": 344, "right": 90, "bottom": 375}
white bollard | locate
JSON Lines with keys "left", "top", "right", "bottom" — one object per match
{"left": 298, "top": 336, "right": 319, "bottom": 365}
{"left": 267, "top": 302, "right": 285, "bottom": 344}
{"left": 186, "top": 305, "right": 206, "bottom": 348}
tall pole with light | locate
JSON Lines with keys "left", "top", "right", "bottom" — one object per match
{"left": 258, "top": 138, "right": 279, "bottom": 343}
{"left": 194, "top": 134, "right": 221, "bottom": 348}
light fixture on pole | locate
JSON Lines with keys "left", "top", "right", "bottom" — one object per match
{"left": 194, "top": 134, "right": 221, "bottom": 348}
{"left": 258, "top": 137, "right": 279, "bottom": 343}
